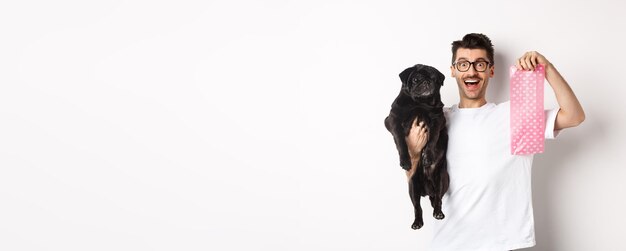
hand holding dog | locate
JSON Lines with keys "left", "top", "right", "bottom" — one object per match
{"left": 405, "top": 118, "right": 428, "bottom": 181}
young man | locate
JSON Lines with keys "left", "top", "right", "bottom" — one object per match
{"left": 405, "top": 33, "right": 585, "bottom": 250}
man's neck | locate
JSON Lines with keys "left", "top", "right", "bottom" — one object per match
{"left": 458, "top": 99, "right": 487, "bottom": 109}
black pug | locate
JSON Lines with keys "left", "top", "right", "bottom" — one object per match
{"left": 384, "top": 64, "right": 450, "bottom": 230}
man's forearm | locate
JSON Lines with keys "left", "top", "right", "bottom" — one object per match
{"left": 405, "top": 152, "right": 421, "bottom": 180}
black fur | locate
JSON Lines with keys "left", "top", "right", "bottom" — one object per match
{"left": 384, "top": 64, "right": 450, "bottom": 230}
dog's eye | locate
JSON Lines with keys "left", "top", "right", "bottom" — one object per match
{"left": 412, "top": 78, "right": 418, "bottom": 83}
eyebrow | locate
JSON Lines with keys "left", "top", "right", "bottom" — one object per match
{"left": 456, "top": 57, "right": 489, "bottom": 62}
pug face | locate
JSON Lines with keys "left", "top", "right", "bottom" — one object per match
{"left": 400, "top": 64, "right": 445, "bottom": 101}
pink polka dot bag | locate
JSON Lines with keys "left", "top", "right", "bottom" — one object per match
{"left": 510, "top": 64, "right": 545, "bottom": 155}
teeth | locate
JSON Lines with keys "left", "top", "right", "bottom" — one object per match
{"left": 465, "top": 79, "right": 479, "bottom": 83}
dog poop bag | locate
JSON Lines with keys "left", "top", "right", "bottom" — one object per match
{"left": 509, "top": 64, "right": 545, "bottom": 155}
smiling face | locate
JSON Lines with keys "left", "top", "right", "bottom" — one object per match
{"left": 450, "top": 48, "right": 494, "bottom": 106}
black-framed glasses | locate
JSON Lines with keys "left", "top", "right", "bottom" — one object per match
{"left": 452, "top": 60, "right": 491, "bottom": 72}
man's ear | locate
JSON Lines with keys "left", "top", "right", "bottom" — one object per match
{"left": 450, "top": 65, "right": 456, "bottom": 78}
{"left": 489, "top": 65, "right": 495, "bottom": 78}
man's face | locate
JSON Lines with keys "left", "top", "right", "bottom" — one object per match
{"left": 450, "top": 48, "right": 494, "bottom": 101}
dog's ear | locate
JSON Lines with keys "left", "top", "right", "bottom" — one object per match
{"left": 437, "top": 70, "right": 445, "bottom": 86}
{"left": 399, "top": 66, "right": 415, "bottom": 84}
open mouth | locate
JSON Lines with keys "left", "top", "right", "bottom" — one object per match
{"left": 464, "top": 79, "right": 480, "bottom": 90}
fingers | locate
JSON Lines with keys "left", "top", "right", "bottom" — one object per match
{"left": 408, "top": 119, "right": 428, "bottom": 139}
{"left": 406, "top": 120, "right": 429, "bottom": 156}
{"left": 518, "top": 51, "right": 534, "bottom": 71}
{"left": 517, "top": 51, "right": 547, "bottom": 72}
{"left": 412, "top": 119, "right": 427, "bottom": 127}
{"left": 410, "top": 119, "right": 425, "bottom": 130}
{"left": 529, "top": 51, "right": 537, "bottom": 70}
{"left": 415, "top": 121, "right": 428, "bottom": 135}
{"left": 418, "top": 126, "right": 428, "bottom": 143}
{"left": 411, "top": 121, "right": 428, "bottom": 143}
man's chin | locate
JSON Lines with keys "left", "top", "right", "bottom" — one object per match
{"left": 463, "top": 91, "right": 484, "bottom": 100}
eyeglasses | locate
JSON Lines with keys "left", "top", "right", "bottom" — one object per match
{"left": 452, "top": 60, "right": 491, "bottom": 72}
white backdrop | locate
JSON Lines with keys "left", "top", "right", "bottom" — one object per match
{"left": 1, "top": 0, "right": 625, "bottom": 250}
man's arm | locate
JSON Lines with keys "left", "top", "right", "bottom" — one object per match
{"left": 517, "top": 51, "right": 586, "bottom": 130}
{"left": 405, "top": 119, "right": 428, "bottom": 181}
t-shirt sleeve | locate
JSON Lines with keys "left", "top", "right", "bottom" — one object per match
{"left": 544, "top": 108, "right": 561, "bottom": 139}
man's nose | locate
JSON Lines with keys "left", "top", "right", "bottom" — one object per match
{"left": 463, "top": 69, "right": 479, "bottom": 78}
{"left": 466, "top": 64, "right": 478, "bottom": 74}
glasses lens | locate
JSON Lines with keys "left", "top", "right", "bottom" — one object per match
{"left": 456, "top": 61, "right": 470, "bottom": 71}
{"left": 475, "top": 61, "right": 488, "bottom": 72}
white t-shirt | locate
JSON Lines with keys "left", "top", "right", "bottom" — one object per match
{"left": 429, "top": 102, "right": 560, "bottom": 251}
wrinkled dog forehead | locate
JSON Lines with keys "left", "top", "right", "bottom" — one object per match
{"left": 414, "top": 65, "right": 440, "bottom": 79}
{"left": 400, "top": 64, "right": 441, "bottom": 84}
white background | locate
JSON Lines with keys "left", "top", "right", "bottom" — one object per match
{"left": 1, "top": 0, "right": 625, "bottom": 250}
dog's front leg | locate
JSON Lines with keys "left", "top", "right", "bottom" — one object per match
{"left": 386, "top": 116, "right": 412, "bottom": 170}
{"left": 392, "top": 127, "right": 412, "bottom": 170}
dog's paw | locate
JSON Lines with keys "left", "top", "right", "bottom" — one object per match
{"left": 411, "top": 220, "right": 424, "bottom": 230}
{"left": 433, "top": 211, "right": 445, "bottom": 220}
{"left": 400, "top": 160, "right": 411, "bottom": 170}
